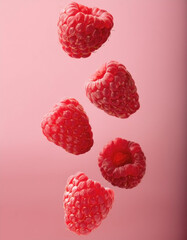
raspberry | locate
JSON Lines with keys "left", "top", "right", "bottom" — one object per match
{"left": 86, "top": 61, "right": 140, "bottom": 118}
{"left": 57, "top": 2, "right": 113, "bottom": 58}
{"left": 41, "top": 98, "right": 93, "bottom": 155}
{"left": 98, "top": 138, "right": 146, "bottom": 189}
{"left": 63, "top": 172, "right": 114, "bottom": 235}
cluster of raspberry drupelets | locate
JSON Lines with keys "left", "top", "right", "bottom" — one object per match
{"left": 41, "top": 1, "right": 146, "bottom": 236}
{"left": 57, "top": 2, "right": 113, "bottom": 58}
{"left": 41, "top": 98, "right": 93, "bottom": 155}
{"left": 64, "top": 172, "right": 114, "bottom": 235}
{"left": 98, "top": 138, "right": 146, "bottom": 189}
{"left": 86, "top": 61, "right": 140, "bottom": 118}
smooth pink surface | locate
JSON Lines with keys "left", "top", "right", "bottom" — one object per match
{"left": 0, "top": 0, "right": 186, "bottom": 239}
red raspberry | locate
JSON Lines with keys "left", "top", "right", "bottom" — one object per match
{"left": 57, "top": 2, "right": 113, "bottom": 58}
{"left": 41, "top": 98, "right": 93, "bottom": 155}
{"left": 86, "top": 61, "right": 140, "bottom": 118}
{"left": 98, "top": 138, "right": 146, "bottom": 189}
{"left": 63, "top": 172, "right": 114, "bottom": 235}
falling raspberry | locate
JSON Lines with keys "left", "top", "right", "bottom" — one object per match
{"left": 86, "top": 61, "right": 140, "bottom": 118}
{"left": 98, "top": 138, "right": 146, "bottom": 188}
{"left": 41, "top": 98, "right": 93, "bottom": 155}
{"left": 63, "top": 172, "right": 114, "bottom": 235}
{"left": 57, "top": 2, "right": 113, "bottom": 58}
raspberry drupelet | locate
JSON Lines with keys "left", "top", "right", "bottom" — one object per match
{"left": 86, "top": 61, "right": 140, "bottom": 118}
{"left": 58, "top": 2, "right": 113, "bottom": 58}
{"left": 41, "top": 98, "right": 93, "bottom": 155}
{"left": 98, "top": 138, "right": 146, "bottom": 189}
{"left": 63, "top": 172, "right": 114, "bottom": 235}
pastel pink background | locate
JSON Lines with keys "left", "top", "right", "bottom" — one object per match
{"left": 0, "top": 0, "right": 186, "bottom": 239}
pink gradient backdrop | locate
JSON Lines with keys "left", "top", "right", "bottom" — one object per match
{"left": 0, "top": 0, "right": 186, "bottom": 239}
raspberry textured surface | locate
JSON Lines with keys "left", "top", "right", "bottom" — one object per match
{"left": 57, "top": 2, "right": 113, "bottom": 58}
{"left": 86, "top": 61, "right": 140, "bottom": 118}
{"left": 63, "top": 172, "right": 114, "bottom": 235}
{"left": 98, "top": 138, "right": 146, "bottom": 188}
{"left": 41, "top": 98, "right": 93, "bottom": 155}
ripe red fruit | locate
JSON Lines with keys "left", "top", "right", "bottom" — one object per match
{"left": 98, "top": 138, "right": 146, "bottom": 189}
{"left": 63, "top": 172, "right": 114, "bottom": 235}
{"left": 86, "top": 61, "right": 140, "bottom": 118}
{"left": 57, "top": 2, "right": 113, "bottom": 58}
{"left": 41, "top": 98, "right": 93, "bottom": 155}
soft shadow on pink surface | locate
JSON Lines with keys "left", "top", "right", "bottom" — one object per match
{"left": 0, "top": 0, "right": 187, "bottom": 240}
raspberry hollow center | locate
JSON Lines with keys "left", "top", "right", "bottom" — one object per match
{"left": 113, "top": 152, "right": 132, "bottom": 167}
